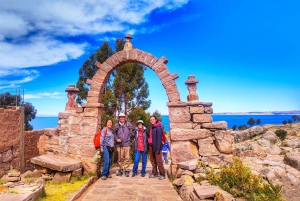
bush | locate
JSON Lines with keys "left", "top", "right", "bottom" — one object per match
{"left": 206, "top": 157, "right": 284, "bottom": 200}
{"left": 275, "top": 129, "right": 287, "bottom": 141}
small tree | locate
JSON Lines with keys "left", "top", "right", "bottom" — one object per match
{"left": 275, "top": 129, "right": 287, "bottom": 141}
{"left": 282, "top": 120, "right": 287, "bottom": 125}
{"left": 256, "top": 118, "right": 261, "bottom": 125}
{"left": 247, "top": 118, "right": 255, "bottom": 127}
{"left": 292, "top": 115, "right": 299, "bottom": 122}
{"left": 152, "top": 110, "right": 162, "bottom": 122}
{"left": 232, "top": 125, "right": 237, "bottom": 131}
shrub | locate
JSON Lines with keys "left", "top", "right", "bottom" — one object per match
{"left": 206, "top": 157, "right": 284, "bottom": 200}
{"left": 275, "top": 129, "right": 287, "bottom": 141}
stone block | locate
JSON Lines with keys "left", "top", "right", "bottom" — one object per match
{"left": 1, "top": 175, "right": 20, "bottom": 183}
{"left": 193, "top": 185, "right": 222, "bottom": 200}
{"left": 173, "top": 175, "right": 194, "bottom": 186}
{"left": 171, "top": 141, "right": 199, "bottom": 165}
{"left": 198, "top": 137, "right": 220, "bottom": 156}
{"left": 137, "top": 51, "right": 148, "bottom": 64}
{"left": 72, "top": 167, "right": 83, "bottom": 177}
{"left": 167, "top": 92, "right": 181, "bottom": 102}
{"left": 44, "top": 128, "right": 58, "bottom": 137}
{"left": 58, "top": 112, "right": 72, "bottom": 119}
{"left": 79, "top": 145, "right": 95, "bottom": 157}
{"left": 177, "top": 159, "right": 199, "bottom": 171}
{"left": 168, "top": 107, "right": 190, "bottom": 123}
{"left": 187, "top": 102, "right": 213, "bottom": 107}
{"left": 284, "top": 153, "right": 300, "bottom": 171}
{"left": 214, "top": 130, "right": 233, "bottom": 154}
{"left": 35, "top": 165, "right": 54, "bottom": 174}
{"left": 202, "top": 121, "right": 227, "bottom": 130}
{"left": 204, "top": 107, "right": 213, "bottom": 114}
{"left": 145, "top": 54, "right": 158, "bottom": 67}
{"left": 151, "top": 56, "right": 168, "bottom": 71}
{"left": 52, "top": 172, "right": 72, "bottom": 183}
{"left": 193, "top": 114, "right": 212, "bottom": 123}
{"left": 96, "top": 61, "right": 113, "bottom": 74}
{"left": 170, "top": 122, "right": 193, "bottom": 130}
{"left": 171, "top": 128, "right": 212, "bottom": 141}
{"left": 31, "top": 154, "right": 82, "bottom": 172}
{"left": 190, "top": 106, "right": 204, "bottom": 114}
{"left": 67, "top": 136, "right": 92, "bottom": 145}
{"left": 115, "top": 50, "right": 127, "bottom": 63}
{"left": 2, "top": 149, "right": 13, "bottom": 163}
{"left": 163, "top": 81, "right": 179, "bottom": 95}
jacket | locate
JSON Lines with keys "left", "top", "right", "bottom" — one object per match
{"left": 133, "top": 126, "right": 148, "bottom": 153}
{"left": 113, "top": 121, "right": 135, "bottom": 147}
{"left": 149, "top": 122, "right": 163, "bottom": 152}
{"left": 100, "top": 127, "right": 114, "bottom": 150}
{"left": 162, "top": 139, "right": 170, "bottom": 152}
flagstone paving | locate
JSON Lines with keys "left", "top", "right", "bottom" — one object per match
{"left": 81, "top": 163, "right": 182, "bottom": 201}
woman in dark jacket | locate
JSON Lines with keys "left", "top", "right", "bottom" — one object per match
{"left": 148, "top": 116, "right": 165, "bottom": 180}
{"left": 132, "top": 120, "right": 148, "bottom": 177}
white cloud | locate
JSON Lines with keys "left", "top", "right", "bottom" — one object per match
{"left": 0, "top": 0, "right": 188, "bottom": 85}
{"left": 0, "top": 69, "right": 39, "bottom": 90}
{"left": 24, "top": 92, "right": 65, "bottom": 99}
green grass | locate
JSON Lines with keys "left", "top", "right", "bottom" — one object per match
{"left": 36, "top": 173, "right": 94, "bottom": 201}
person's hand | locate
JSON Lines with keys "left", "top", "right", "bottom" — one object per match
{"left": 117, "top": 139, "right": 121, "bottom": 142}
{"left": 100, "top": 149, "right": 104, "bottom": 153}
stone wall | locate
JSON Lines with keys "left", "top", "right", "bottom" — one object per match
{"left": 24, "top": 130, "right": 45, "bottom": 171}
{"left": 41, "top": 110, "right": 98, "bottom": 173}
{"left": 168, "top": 101, "right": 233, "bottom": 173}
{"left": 0, "top": 107, "right": 21, "bottom": 177}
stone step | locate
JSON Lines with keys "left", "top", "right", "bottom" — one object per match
{"left": 31, "top": 154, "right": 82, "bottom": 172}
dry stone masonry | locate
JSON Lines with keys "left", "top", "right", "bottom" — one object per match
{"left": 0, "top": 107, "right": 21, "bottom": 177}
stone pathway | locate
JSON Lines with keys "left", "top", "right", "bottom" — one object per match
{"left": 81, "top": 163, "right": 182, "bottom": 201}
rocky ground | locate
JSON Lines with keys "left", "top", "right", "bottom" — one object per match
{"left": 172, "top": 122, "right": 300, "bottom": 201}
{"left": 232, "top": 122, "right": 300, "bottom": 201}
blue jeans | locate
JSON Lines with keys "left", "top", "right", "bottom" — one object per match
{"left": 132, "top": 150, "right": 148, "bottom": 175}
{"left": 101, "top": 146, "right": 112, "bottom": 177}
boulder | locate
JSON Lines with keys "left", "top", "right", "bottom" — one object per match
{"left": 171, "top": 141, "right": 199, "bottom": 164}
{"left": 282, "top": 138, "right": 300, "bottom": 149}
{"left": 173, "top": 175, "right": 195, "bottom": 186}
{"left": 248, "top": 126, "right": 264, "bottom": 137}
{"left": 31, "top": 154, "right": 82, "bottom": 172}
{"left": 52, "top": 172, "right": 72, "bottom": 183}
{"left": 177, "top": 159, "right": 199, "bottom": 171}
{"left": 193, "top": 114, "right": 213, "bottom": 123}
{"left": 214, "top": 130, "right": 233, "bottom": 154}
{"left": 215, "top": 190, "right": 235, "bottom": 201}
{"left": 193, "top": 185, "right": 222, "bottom": 200}
{"left": 179, "top": 183, "right": 201, "bottom": 201}
{"left": 232, "top": 130, "right": 250, "bottom": 142}
{"left": 284, "top": 152, "right": 300, "bottom": 171}
{"left": 262, "top": 131, "right": 277, "bottom": 142}
{"left": 198, "top": 137, "right": 220, "bottom": 156}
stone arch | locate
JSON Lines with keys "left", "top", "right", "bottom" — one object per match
{"left": 84, "top": 48, "right": 180, "bottom": 108}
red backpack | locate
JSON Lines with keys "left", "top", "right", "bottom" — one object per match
{"left": 93, "top": 129, "right": 108, "bottom": 149}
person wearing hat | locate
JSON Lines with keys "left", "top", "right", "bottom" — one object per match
{"left": 132, "top": 120, "right": 149, "bottom": 177}
{"left": 113, "top": 112, "right": 135, "bottom": 177}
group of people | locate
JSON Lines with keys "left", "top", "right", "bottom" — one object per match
{"left": 99, "top": 113, "right": 170, "bottom": 180}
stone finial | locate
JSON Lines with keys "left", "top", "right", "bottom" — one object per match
{"left": 124, "top": 34, "right": 133, "bottom": 50}
{"left": 185, "top": 75, "right": 199, "bottom": 102}
{"left": 65, "top": 85, "right": 79, "bottom": 111}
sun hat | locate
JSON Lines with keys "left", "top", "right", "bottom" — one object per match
{"left": 137, "top": 120, "right": 144, "bottom": 125}
{"left": 119, "top": 113, "right": 126, "bottom": 117}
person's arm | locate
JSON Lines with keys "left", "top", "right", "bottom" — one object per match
{"left": 100, "top": 128, "right": 105, "bottom": 152}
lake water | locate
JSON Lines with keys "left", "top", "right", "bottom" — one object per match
{"left": 31, "top": 115, "right": 296, "bottom": 132}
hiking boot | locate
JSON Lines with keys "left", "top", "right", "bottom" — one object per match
{"left": 132, "top": 173, "right": 136, "bottom": 177}
{"left": 100, "top": 176, "right": 107, "bottom": 180}
{"left": 116, "top": 170, "right": 123, "bottom": 176}
{"left": 125, "top": 171, "right": 130, "bottom": 177}
{"left": 141, "top": 174, "right": 146, "bottom": 177}
{"left": 149, "top": 174, "right": 156, "bottom": 178}
{"left": 158, "top": 175, "right": 165, "bottom": 180}
{"left": 107, "top": 175, "right": 112, "bottom": 178}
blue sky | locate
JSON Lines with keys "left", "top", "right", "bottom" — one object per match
{"left": 0, "top": 0, "right": 299, "bottom": 116}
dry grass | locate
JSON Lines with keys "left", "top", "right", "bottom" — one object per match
{"left": 36, "top": 174, "right": 94, "bottom": 201}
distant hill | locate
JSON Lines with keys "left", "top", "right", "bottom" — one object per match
{"left": 215, "top": 110, "right": 300, "bottom": 115}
